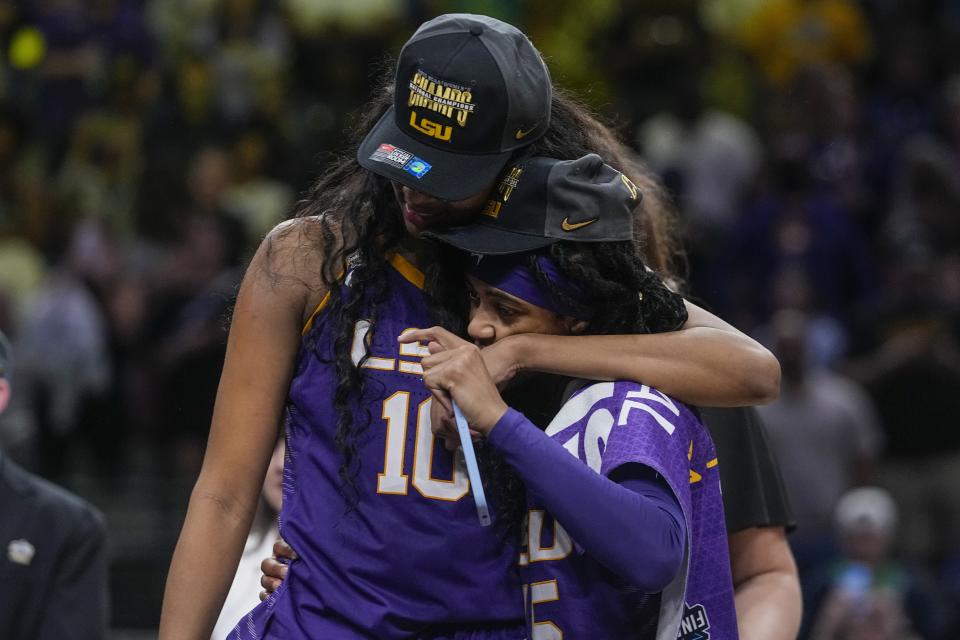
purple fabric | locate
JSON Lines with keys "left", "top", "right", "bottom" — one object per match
{"left": 230, "top": 263, "right": 523, "bottom": 638}
{"left": 501, "top": 381, "right": 739, "bottom": 640}
{"left": 470, "top": 253, "right": 591, "bottom": 320}
{"left": 488, "top": 408, "right": 685, "bottom": 591}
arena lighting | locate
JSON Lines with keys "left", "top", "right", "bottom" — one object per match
{"left": 9, "top": 27, "right": 45, "bottom": 70}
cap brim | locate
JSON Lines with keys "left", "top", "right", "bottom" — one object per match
{"left": 422, "top": 223, "right": 557, "bottom": 255}
{"left": 357, "top": 108, "right": 512, "bottom": 201}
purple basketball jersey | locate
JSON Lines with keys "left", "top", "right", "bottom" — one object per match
{"left": 518, "top": 381, "right": 738, "bottom": 640}
{"left": 231, "top": 255, "right": 523, "bottom": 639}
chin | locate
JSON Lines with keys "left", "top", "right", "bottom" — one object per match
{"left": 403, "top": 220, "right": 425, "bottom": 238}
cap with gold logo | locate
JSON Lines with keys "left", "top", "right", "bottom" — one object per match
{"left": 358, "top": 14, "right": 552, "bottom": 201}
{"left": 422, "top": 154, "right": 639, "bottom": 254}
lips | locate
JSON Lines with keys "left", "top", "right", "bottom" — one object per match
{"left": 403, "top": 203, "right": 440, "bottom": 229}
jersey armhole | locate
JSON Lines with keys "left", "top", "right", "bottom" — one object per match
{"left": 301, "top": 290, "right": 332, "bottom": 336}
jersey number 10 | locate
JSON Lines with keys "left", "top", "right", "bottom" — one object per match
{"left": 376, "top": 392, "right": 470, "bottom": 502}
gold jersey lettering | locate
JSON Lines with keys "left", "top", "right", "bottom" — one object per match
{"left": 409, "top": 111, "right": 452, "bottom": 142}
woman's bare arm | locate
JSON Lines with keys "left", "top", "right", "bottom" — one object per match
{"left": 483, "top": 300, "right": 780, "bottom": 407}
{"left": 409, "top": 301, "right": 781, "bottom": 407}
{"left": 159, "top": 223, "right": 317, "bottom": 639}
{"left": 728, "top": 527, "right": 802, "bottom": 640}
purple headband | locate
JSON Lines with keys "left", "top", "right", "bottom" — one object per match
{"left": 470, "top": 253, "right": 592, "bottom": 320}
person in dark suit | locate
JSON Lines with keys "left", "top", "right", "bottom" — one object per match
{"left": 0, "top": 330, "right": 109, "bottom": 639}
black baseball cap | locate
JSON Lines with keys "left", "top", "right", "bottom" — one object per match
{"left": 422, "top": 154, "right": 639, "bottom": 254}
{"left": 357, "top": 14, "right": 552, "bottom": 201}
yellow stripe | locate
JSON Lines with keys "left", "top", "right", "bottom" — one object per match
{"left": 300, "top": 253, "right": 424, "bottom": 336}
{"left": 389, "top": 253, "right": 425, "bottom": 289}
{"left": 301, "top": 290, "right": 332, "bottom": 336}
{"left": 706, "top": 458, "right": 718, "bottom": 468}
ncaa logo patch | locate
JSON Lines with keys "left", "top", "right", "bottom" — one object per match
{"left": 403, "top": 157, "right": 432, "bottom": 179}
{"left": 678, "top": 603, "right": 710, "bottom": 640}
{"left": 369, "top": 143, "right": 432, "bottom": 179}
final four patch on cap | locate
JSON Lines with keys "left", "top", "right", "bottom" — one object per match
{"left": 369, "top": 144, "right": 432, "bottom": 180}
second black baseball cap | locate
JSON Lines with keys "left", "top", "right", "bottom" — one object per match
{"left": 357, "top": 14, "right": 552, "bottom": 201}
{"left": 422, "top": 154, "right": 640, "bottom": 254}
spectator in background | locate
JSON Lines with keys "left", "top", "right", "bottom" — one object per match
{"left": 221, "top": 124, "right": 293, "bottom": 247}
{"left": 721, "top": 149, "right": 877, "bottom": 328}
{"left": 864, "top": 26, "right": 938, "bottom": 196}
{"left": 0, "top": 103, "right": 50, "bottom": 244}
{"left": 758, "top": 310, "right": 882, "bottom": 571}
{"left": 148, "top": 214, "right": 246, "bottom": 475}
{"left": 638, "top": 71, "right": 763, "bottom": 235}
{"left": 886, "top": 74, "right": 960, "bottom": 260}
{"left": 755, "top": 267, "right": 849, "bottom": 370}
{"left": 209, "top": 0, "right": 291, "bottom": 126}
{"left": 846, "top": 296, "right": 960, "bottom": 566}
{"left": 637, "top": 67, "right": 763, "bottom": 300}
{"left": 807, "top": 487, "right": 942, "bottom": 640}
{"left": 739, "top": 0, "right": 871, "bottom": 87}
{"left": 16, "top": 222, "right": 113, "bottom": 478}
{"left": 795, "top": 65, "right": 873, "bottom": 227}
{"left": 56, "top": 55, "right": 151, "bottom": 239}
{"left": 0, "top": 329, "right": 109, "bottom": 640}
{"left": 183, "top": 145, "right": 234, "bottom": 221}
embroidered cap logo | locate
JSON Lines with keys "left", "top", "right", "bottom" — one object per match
{"left": 560, "top": 217, "right": 599, "bottom": 232}
{"left": 407, "top": 69, "right": 476, "bottom": 143}
{"left": 481, "top": 166, "right": 523, "bottom": 218}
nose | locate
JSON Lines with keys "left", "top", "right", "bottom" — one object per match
{"left": 467, "top": 311, "right": 496, "bottom": 347}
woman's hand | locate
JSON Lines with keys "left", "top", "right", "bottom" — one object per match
{"left": 429, "top": 398, "right": 458, "bottom": 452}
{"left": 400, "top": 327, "right": 493, "bottom": 444}
{"left": 422, "top": 344, "right": 508, "bottom": 434}
{"left": 400, "top": 327, "right": 524, "bottom": 387}
{"left": 259, "top": 538, "right": 298, "bottom": 601}
{"left": 399, "top": 327, "right": 508, "bottom": 435}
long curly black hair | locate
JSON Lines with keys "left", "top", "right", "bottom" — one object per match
{"left": 270, "top": 60, "right": 687, "bottom": 507}
{"left": 536, "top": 240, "right": 688, "bottom": 334}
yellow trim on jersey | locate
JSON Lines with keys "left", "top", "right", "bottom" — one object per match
{"left": 301, "top": 290, "right": 332, "bottom": 336}
{"left": 301, "top": 253, "right": 423, "bottom": 335}
{"left": 389, "top": 253, "right": 425, "bottom": 289}
{"left": 706, "top": 458, "right": 719, "bottom": 468}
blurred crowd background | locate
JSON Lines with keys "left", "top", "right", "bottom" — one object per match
{"left": 0, "top": 0, "right": 958, "bottom": 637}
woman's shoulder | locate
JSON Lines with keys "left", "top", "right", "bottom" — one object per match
{"left": 247, "top": 216, "right": 336, "bottom": 324}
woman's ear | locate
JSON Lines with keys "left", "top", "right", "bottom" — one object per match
{"left": 566, "top": 319, "right": 589, "bottom": 335}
